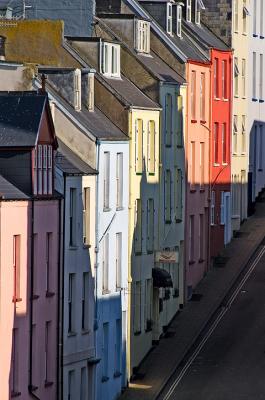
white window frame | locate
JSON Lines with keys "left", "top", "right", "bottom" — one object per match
{"left": 147, "top": 120, "right": 156, "bottom": 174}
{"left": 164, "top": 169, "right": 172, "bottom": 223}
{"left": 134, "top": 199, "right": 142, "bottom": 254}
{"left": 186, "top": 0, "right": 192, "bottom": 22}
{"left": 167, "top": 2, "right": 173, "bottom": 35}
{"left": 48, "top": 145, "right": 53, "bottom": 195}
{"left": 253, "top": 52, "right": 257, "bottom": 99}
{"left": 74, "top": 69, "right": 81, "bottom": 111}
{"left": 195, "top": 0, "right": 205, "bottom": 25}
{"left": 133, "top": 281, "right": 141, "bottom": 334}
{"left": 242, "top": 115, "right": 246, "bottom": 154}
{"left": 116, "top": 152, "right": 123, "bottom": 208}
{"left": 135, "top": 20, "right": 150, "bottom": 53}
{"left": 116, "top": 232, "right": 122, "bottom": 289}
{"left": 220, "top": 191, "right": 225, "bottom": 225}
{"left": 101, "top": 42, "right": 121, "bottom": 78}
{"left": 260, "top": 53, "right": 263, "bottom": 100}
{"left": 242, "top": 58, "right": 246, "bottom": 98}
{"left": 102, "top": 233, "right": 109, "bottom": 293}
{"left": 176, "top": 5, "right": 182, "bottom": 37}
{"left": 233, "top": 115, "right": 238, "bottom": 154}
{"left": 82, "top": 272, "right": 89, "bottom": 331}
{"left": 146, "top": 198, "right": 154, "bottom": 253}
{"left": 103, "top": 152, "right": 110, "bottom": 210}
{"left": 234, "top": 57, "right": 239, "bottom": 97}
{"left": 37, "top": 144, "right": 42, "bottom": 195}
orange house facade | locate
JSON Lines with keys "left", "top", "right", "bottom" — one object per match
{"left": 210, "top": 49, "right": 233, "bottom": 257}
{"left": 185, "top": 60, "right": 211, "bottom": 296}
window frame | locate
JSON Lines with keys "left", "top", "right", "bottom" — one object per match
{"left": 166, "top": 2, "right": 173, "bottom": 35}
{"left": 101, "top": 42, "right": 121, "bottom": 78}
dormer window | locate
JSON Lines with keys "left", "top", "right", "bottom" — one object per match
{"left": 135, "top": 20, "right": 150, "bottom": 54}
{"left": 186, "top": 0, "right": 192, "bottom": 22}
{"left": 101, "top": 42, "right": 120, "bottom": 78}
{"left": 74, "top": 69, "right": 81, "bottom": 111}
{"left": 33, "top": 144, "right": 53, "bottom": 195}
{"left": 167, "top": 3, "right": 173, "bottom": 35}
{"left": 177, "top": 5, "right": 182, "bottom": 37}
{"left": 195, "top": 0, "right": 205, "bottom": 25}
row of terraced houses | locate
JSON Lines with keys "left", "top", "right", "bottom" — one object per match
{"left": 0, "top": 0, "right": 263, "bottom": 399}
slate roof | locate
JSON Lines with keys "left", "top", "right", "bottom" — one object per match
{"left": 0, "top": 91, "right": 47, "bottom": 147}
{"left": 56, "top": 138, "right": 97, "bottom": 175}
{"left": 0, "top": 174, "right": 29, "bottom": 200}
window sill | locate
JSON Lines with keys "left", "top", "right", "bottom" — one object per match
{"left": 175, "top": 217, "right": 182, "bottom": 223}
{"left": 113, "top": 371, "right": 122, "bottom": 378}
{"left": 67, "top": 331, "right": 77, "bottom": 337}
{"left": 136, "top": 172, "right": 143, "bottom": 176}
{"left": 103, "top": 207, "right": 111, "bottom": 212}
{"left": 198, "top": 258, "right": 204, "bottom": 263}
{"left": 101, "top": 376, "right": 110, "bottom": 383}
{"left": 29, "top": 385, "right": 38, "bottom": 392}
{"left": 213, "top": 163, "right": 220, "bottom": 167}
{"left": 214, "top": 97, "right": 220, "bottom": 101}
{"left": 260, "top": 36, "right": 265, "bottom": 39}
{"left": 44, "top": 381, "right": 54, "bottom": 388}
{"left": 253, "top": 33, "right": 258, "bottom": 37}
{"left": 191, "top": 119, "right": 197, "bottom": 124}
{"left": 252, "top": 98, "right": 258, "bottom": 102}
{"left": 81, "top": 329, "right": 90, "bottom": 335}
{"left": 32, "top": 294, "right": 40, "bottom": 300}
{"left": 200, "top": 188, "right": 205, "bottom": 193}
{"left": 165, "top": 220, "right": 172, "bottom": 225}
{"left": 177, "top": 144, "right": 184, "bottom": 149}
{"left": 147, "top": 250, "right": 154, "bottom": 255}
{"left": 232, "top": 214, "right": 240, "bottom": 219}
{"left": 69, "top": 245, "right": 78, "bottom": 250}
{"left": 12, "top": 297, "right": 22, "bottom": 303}
{"left": 116, "top": 206, "right": 124, "bottom": 211}
{"left": 222, "top": 162, "right": 228, "bottom": 166}
{"left": 190, "top": 188, "right": 196, "bottom": 193}
{"left": 46, "top": 291, "right": 55, "bottom": 298}
{"left": 222, "top": 98, "right": 229, "bottom": 102}
{"left": 134, "top": 330, "right": 141, "bottom": 336}
{"left": 102, "top": 289, "right": 111, "bottom": 295}
{"left": 165, "top": 144, "right": 172, "bottom": 148}
{"left": 189, "top": 260, "right": 195, "bottom": 265}
{"left": 200, "top": 120, "right": 206, "bottom": 124}
{"left": 11, "top": 391, "right": 21, "bottom": 398}
{"left": 259, "top": 99, "right": 264, "bottom": 103}
{"left": 258, "top": 168, "right": 263, "bottom": 172}
{"left": 234, "top": 95, "right": 239, "bottom": 98}
{"left": 148, "top": 172, "right": 155, "bottom": 176}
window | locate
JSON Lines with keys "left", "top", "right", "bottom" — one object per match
{"left": 195, "top": 0, "right": 205, "bottom": 25}
{"left": 146, "top": 198, "right": 154, "bottom": 253}
{"left": 242, "top": 115, "right": 246, "bottom": 153}
{"left": 102, "top": 233, "right": 109, "bottom": 293}
{"left": 200, "top": 142, "right": 205, "bottom": 188}
{"left": 211, "top": 191, "right": 215, "bottom": 225}
{"left": 199, "top": 214, "right": 204, "bottom": 260}
{"left": 68, "top": 370, "right": 75, "bottom": 400}
{"left": 259, "top": 125, "right": 263, "bottom": 170}
{"left": 233, "top": 115, "right": 238, "bottom": 153}
{"left": 135, "top": 119, "right": 143, "bottom": 173}
{"left": 177, "top": 5, "right": 182, "bottom": 37}
{"left": 242, "top": 59, "right": 246, "bottom": 98}
{"left": 33, "top": 234, "right": 38, "bottom": 296}
{"left": 114, "top": 319, "right": 121, "bottom": 374}
{"left": 68, "top": 274, "right": 75, "bottom": 333}
{"left": 214, "top": 58, "right": 219, "bottom": 98}
{"left": 116, "top": 232, "right": 122, "bottom": 289}
{"left": 189, "top": 215, "right": 194, "bottom": 261}
{"left": 116, "top": 153, "right": 123, "bottom": 208}
{"left": 175, "top": 168, "right": 182, "bottom": 221}
{"left": 43, "top": 145, "right": 47, "bottom": 194}
{"left": 214, "top": 123, "right": 219, "bottom": 164}
{"left": 101, "top": 42, "right": 120, "bottom": 78}
{"left": 200, "top": 72, "right": 206, "bottom": 121}
{"left": 222, "top": 60, "right": 227, "bottom": 99}
{"left": 47, "top": 145, "right": 53, "bottom": 195}
{"left": 102, "top": 323, "right": 109, "bottom": 378}
{"left": 45, "top": 321, "right": 51, "bottom": 384}
{"left": 134, "top": 199, "right": 142, "bottom": 254}
{"left": 234, "top": 0, "right": 239, "bottom": 32}
{"left": 260, "top": 54, "right": 263, "bottom": 100}
{"left": 186, "top": 0, "right": 192, "bottom": 22}
{"left": 191, "top": 141, "right": 196, "bottom": 189}
{"left": 13, "top": 235, "right": 21, "bottom": 302}
{"left": 164, "top": 169, "right": 172, "bottom": 223}
{"left": 148, "top": 121, "right": 155, "bottom": 173}
{"left": 69, "top": 188, "right": 77, "bottom": 246}
{"left": 133, "top": 281, "right": 141, "bottom": 333}
{"left": 220, "top": 192, "right": 225, "bottom": 225}
{"left": 261, "top": 0, "right": 264, "bottom": 37}
{"left": 11, "top": 328, "right": 19, "bottom": 396}
{"left": 165, "top": 94, "right": 173, "bottom": 146}
{"left": 83, "top": 187, "right": 90, "bottom": 245}
{"left": 80, "top": 367, "right": 87, "bottom": 400}
{"left": 234, "top": 57, "right": 239, "bottom": 97}
{"left": 135, "top": 20, "right": 150, "bottom": 53}
{"left": 38, "top": 144, "right": 42, "bottom": 195}
{"left": 32, "top": 324, "right": 38, "bottom": 388}
{"left": 222, "top": 123, "right": 227, "bottom": 164}
{"left": 177, "top": 95, "right": 183, "bottom": 146}
{"left": 82, "top": 272, "right": 89, "bottom": 331}
{"left": 144, "top": 279, "right": 152, "bottom": 330}
{"left": 191, "top": 71, "right": 196, "bottom": 119}
{"left": 33, "top": 148, "right": 37, "bottom": 195}
{"left": 104, "top": 152, "right": 110, "bottom": 210}
{"left": 74, "top": 69, "right": 81, "bottom": 111}
{"left": 46, "top": 233, "right": 52, "bottom": 294}
{"left": 167, "top": 2, "right": 173, "bottom": 35}
{"left": 253, "top": 0, "right": 257, "bottom": 35}
{"left": 253, "top": 52, "right": 257, "bottom": 99}
{"left": 243, "top": 0, "right": 248, "bottom": 34}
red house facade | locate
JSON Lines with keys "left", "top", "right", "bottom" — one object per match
{"left": 210, "top": 49, "right": 233, "bottom": 258}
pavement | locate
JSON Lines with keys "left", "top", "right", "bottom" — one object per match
{"left": 120, "top": 195, "right": 265, "bottom": 400}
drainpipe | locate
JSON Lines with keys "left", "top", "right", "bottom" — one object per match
{"left": 57, "top": 196, "right": 63, "bottom": 400}
{"left": 94, "top": 139, "right": 101, "bottom": 398}
{"left": 29, "top": 198, "right": 40, "bottom": 400}
{"left": 207, "top": 58, "right": 213, "bottom": 273}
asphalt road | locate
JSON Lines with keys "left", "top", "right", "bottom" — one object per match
{"left": 160, "top": 249, "right": 265, "bottom": 400}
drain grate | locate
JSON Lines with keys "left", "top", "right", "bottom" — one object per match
{"left": 234, "top": 231, "right": 249, "bottom": 238}
{"left": 190, "top": 293, "right": 203, "bottom": 302}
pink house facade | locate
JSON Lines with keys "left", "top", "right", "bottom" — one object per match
{"left": 0, "top": 91, "right": 60, "bottom": 399}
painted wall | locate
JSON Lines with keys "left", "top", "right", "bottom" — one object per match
{"left": 185, "top": 61, "right": 211, "bottom": 293}
{"left": 95, "top": 140, "right": 129, "bottom": 400}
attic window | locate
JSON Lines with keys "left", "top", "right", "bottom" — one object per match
{"left": 195, "top": 0, "right": 205, "bottom": 25}
{"left": 101, "top": 42, "right": 120, "bottom": 78}
{"left": 74, "top": 69, "right": 81, "bottom": 111}
{"left": 135, "top": 20, "right": 150, "bottom": 54}
{"left": 186, "top": 0, "right": 192, "bottom": 22}
{"left": 177, "top": 5, "right": 182, "bottom": 37}
{"left": 167, "top": 3, "right": 173, "bottom": 35}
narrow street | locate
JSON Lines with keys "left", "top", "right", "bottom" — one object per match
{"left": 158, "top": 244, "right": 265, "bottom": 400}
